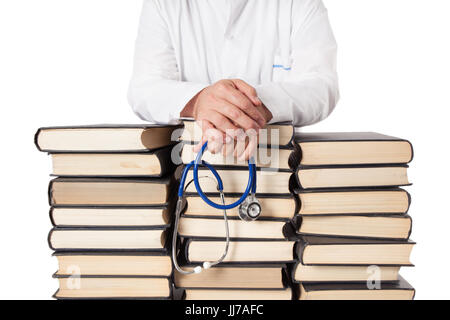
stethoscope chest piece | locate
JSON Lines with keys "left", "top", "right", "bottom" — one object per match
{"left": 238, "top": 194, "right": 261, "bottom": 221}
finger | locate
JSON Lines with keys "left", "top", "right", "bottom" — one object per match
{"left": 231, "top": 79, "right": 262, "bottom": 107}
{"left": 205, "top": 111, "right": 240, "bottom": 139}
{"left": 212, "top": 101, "right": 261, "bottom": 134}
{"left": 216, "top": 87, "right": 266, "bottom": 128}
{"left": 222, "top": 138, "right": 235, "bottom": 158}
{"left": 233, "top": 130, "right": 248, "bottom": 160}
{"left": 194, "top": 120, "right": 214, "bottom": 152}
{"left": 204, "top": 123, "right": 225, "bottom": 155}
{"left": 207, "top": 135, "right": 223, "bottom": 154}
{"left": 240, "top": 130, "right": 258, "bottom": 161}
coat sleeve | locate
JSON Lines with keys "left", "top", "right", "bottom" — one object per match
{"left": 255, "top": 0, "right": 340, "bottom": 126}
{"left": 127, "top": 0, "right": 207, "bottom": 123}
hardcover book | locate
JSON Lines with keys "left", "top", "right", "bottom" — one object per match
{"left": 48, "top": 227, "right": 169, "bottom": 252}
{"left": 35, "top": 124, "right": 181, "bottom": 153}
{"left": 48, "top": 177, "right": 172, "bottom": 206}
{"left": 53, "top": 252, "right": 172, "bottom": 277}
{"left": 181, "top": 239, "right": 297, "bottom": 264}
{"left": 49, "top": 146, "right": 175, "bottom": 177}
{"left": 174, "top": 264, "right": 288, "bottom": 289}
{"left": 296, "top": 236, "right": 415, "bottom": 266}
{"left": 292, "top": 214, "right": 412, "bottom": 240}
{"left": 54, "top": 277, "right": 172, "bottom": 300}
{"left": 295, "top": 188, "right": 410, "bottom": 215}
{"left": 50, "top": 206, "right": 172, "bottom": 228}
{"left": 180, "top": 119, "right": 295, "bottom": 147}
{"left": 294, "top": 132, "right": 413, "bottom": 166}
{"left": 298, "top": 276, "right": 415, "bottom": 300}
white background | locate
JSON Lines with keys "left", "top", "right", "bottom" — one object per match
{"left": 0, "top": 0, "right": 448, "bottom": 299}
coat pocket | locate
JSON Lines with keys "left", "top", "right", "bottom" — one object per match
{"left": 272, "top": 54, "right": 291, "bottom": 82}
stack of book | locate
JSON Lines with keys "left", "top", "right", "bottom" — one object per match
{"left": 290, "top": 132, "right": 415, "bottom": 300}
{"left": 175, "top": 120, "right": 299, "bottom": 300}
{"left": 176, "top": 122, "right": 415, "bottom": 300}
{"left": 35, "top": 124, "right": 181, "bottom": 299}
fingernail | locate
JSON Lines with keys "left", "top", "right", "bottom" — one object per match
{"left": 225, "top": 135, "right": 232, "bottom": 143}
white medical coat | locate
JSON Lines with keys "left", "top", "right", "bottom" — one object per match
{"left": 128, "top": 0, "right": 339, "bottom": 126}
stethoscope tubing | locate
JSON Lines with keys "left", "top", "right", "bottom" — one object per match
{"left": 173, "top": 141, "right": 258, "bottom": 274}
{"left": 178, "top": 142, "right": 257, "bottom": 210}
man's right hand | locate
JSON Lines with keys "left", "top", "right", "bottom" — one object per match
{"left": 181, "top": 79, "right": 267, "bottom": 156}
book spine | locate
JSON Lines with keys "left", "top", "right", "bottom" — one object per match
{"left": 48, "top": 179, "right": 55, "bottom": 206}
{"left": 49, "top": 207, "right": 56, "bottom": 227}
{"left": 288, "top": 142, "right": 302, "bottom": 170}
{"left": 34, "top": 128, "right": 43, "bottom": 152}
{"left": 48, "top": 228, "right": 56, "bottom": 251}
{"left": 155, "top": 145, "right": 177, "bottom": 177}
{"left": 282, "top": 221, "right": 298, "bottom": 240}
{"left": 295, "top": 237, "right": 308, "bottom": 265}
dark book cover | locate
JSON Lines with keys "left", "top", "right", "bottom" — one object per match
{"left": 300, "top": 275, "right": 414, "bottom": 296}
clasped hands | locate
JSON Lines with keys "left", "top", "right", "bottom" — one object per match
{"left": 181, "top": 79, "right": 273, "bottom": 161}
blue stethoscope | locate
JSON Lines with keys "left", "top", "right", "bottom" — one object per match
{"left": 172, "top": 142, "right": 261, "bottom": 275}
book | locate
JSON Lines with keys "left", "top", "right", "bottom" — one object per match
{"left": 54, "top": 277, "right": 171, "bottom": 299}
{"left": 179, "top": 167, "right": 293, "bottom": 195}
{"left": 293, "top": 165, "right": 410, "bottom": 189}
{"left": 292, "top": 263, "right": 401, "bottom": 282}
{"left": 293, "top": 214, "right": 412, "bottom": 240}
{"left": 53, "top": 252, "right": 172, "bottom": 277}
{"left": 183, "top": 288, "right": 293, "bottom": 300}
{"left": 180, "top": 142, "right": 297, "bottom": 170}
{"left": 298, "top": 276, "right": 415, "bottom": 300}
{"left": 48, "top": 228, "right": 168, "bottom": 251}
{"left": 174, "top": 265, "right": 287, "bottom": 289}
{"left": 182, "top": 239, "right": 296, "bottom": 263}
{"left": 180, "top": 165, "right": 410, "bottom": 194}
{"left": 50, "top": 147, "right": 175, "bottom": 177}
{"left": 180, "top": 131, "right": 413, "bottom": 169}
{"left": 297, "top": 236, "right": 415, "bottom": 266}
{"left": 178, "top": 217, "right": 293, "bottom": 240}
{"left": 48, "top": 177, "right": 172, "bottom": 206}
{"left": 35, "top": 124, "right": 181, "bottom": 153}
{"left": 294, "top": 132, "right": 413, "bottom": 166}
{"left": 180, "top": 119, "right": 295, "bottom": 147}
{"left": 183, "top": 193, "right": 297, "bottom": 219}
{"left": 295, "top": 188, "right": 410, "bottom": 215}
{"left": 50, "top": 207, "right": 171, "bottom": 227}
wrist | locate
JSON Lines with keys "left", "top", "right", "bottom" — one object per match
{"left": 180, "top": 89, "right": 204, "bottom": 118}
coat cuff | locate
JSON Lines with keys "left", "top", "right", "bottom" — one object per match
{"left": 175, "top": 82, "right": 209, "bottom": 118}
{"left": 255, "top": 84, "right": 292, "bottom": 124}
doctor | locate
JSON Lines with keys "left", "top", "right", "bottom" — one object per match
{"left": 128, "top": 0, "right": 339, "bottom": 159}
